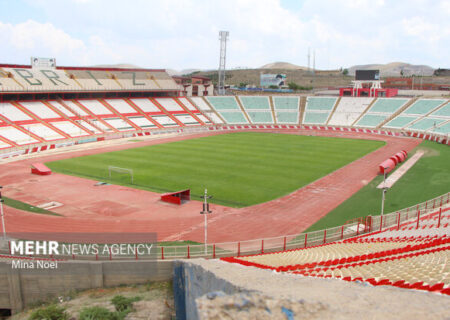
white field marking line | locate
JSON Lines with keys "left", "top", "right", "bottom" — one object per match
{"left": 377, "top": 150, "right": 425, "bottom": 189}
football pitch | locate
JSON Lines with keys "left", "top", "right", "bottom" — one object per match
{"left": 46, "top": 132, "right": 384, "bottom": 207}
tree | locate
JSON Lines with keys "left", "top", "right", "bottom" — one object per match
{"left": 342, "top": 69, "right": 349, "bottom": 75}
{"left": 239, "top": 82, "right": 247, "bottom": 88}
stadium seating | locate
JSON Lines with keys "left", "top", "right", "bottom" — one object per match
{"left": 384, "top": 116, "right": 417, "bottom": 129}
{"left": 178, "top": 97, "right": 199, "bottom": 111}
{"left": 130, "top": 98, "right": 161, "bottom": 112}
{"left": 151, "top": 115, "right": 178, "bottom": 127}
{"left": 219, "top": 111, "right": 248, "bottom": 124}
{"left": 154, "top": 98, "right": 184, "bottom": 111}
{"left": 273, "top": 97, "right": 299, "bottom": 110}
{"left": 190, "top": 97, "right": 212, "bottom": 111}
{"left": 222, "top": 208, "right": 450, "bottom": 295}
{"left": 403, "top": 99, "right": 446, "bottom": 115}
{"left": 77, "top": 99, "right": 113, "bottom": 115}
{"left": 104, "top": 99, "right": 137, "bottom": 114}
{"left": 207, "top": 96, "right": 240, "bottom": 110}
{"left": 239, "top": 96, "right": 271, "bottom": 110}
{"left": 0, "top": 102, "right": 33, "bottom": 121}
{"left": 275, "top": 111, "right": 298, "bottom": 124}
{"left": 18, "top": 101, "right": 60, "bottom": 119}
{"left": 0, "top": 126, "right": 38, "bottom": 145}
{"left": 103, "top": 118, "right": 134, "bottom": 131}
{"left": 431, "top": 122, "right": 450, "bottom": 134}
{"left": 126, "top": 116, "right": 157, "bottom": 129}
{"left": 406, "top": 118, "right": 446, "bottom": 131}
{"left": 22, "top": 123, "right": 65, "bottom": 140}
{"left": 355, "top": 98, "right": 409, "bottom": 128}
{"left": 430, "top": 102, "right": 450, "bottom": 118}
{"left": 174, "top": 114, "right": 201, "bottom": 126}
{"left": 246, "top": 111, "right": 273, "bottom": 123}
{"left": 328, "top": 97, "right": 373, "bottom": 126}
{"left": 50, "top": 121, "right": 90, "bottom": 137}
{"left": 303, "top": 97, "right": 337, "bottom": 125}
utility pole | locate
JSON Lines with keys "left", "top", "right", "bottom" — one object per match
{"left": 200, "top": 189, "right": 212, "bottom": 255}
{"left": 218, "top": 31, "right": 229, "bottom": 95}
{"left": 0, "top": 186, "right": 6, "bottom": 239}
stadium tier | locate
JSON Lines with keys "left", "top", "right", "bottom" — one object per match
{"left": 222, "top": 206, "right": 450, "bottom": 295}
{"left": 0, "top": 95, "right": 449, "bottom": 152}
{"left": 0, "top": 65, "right": 178, "bottom": 92}
{"left": 303, "top": 97, "right": 337, "bottom": 125}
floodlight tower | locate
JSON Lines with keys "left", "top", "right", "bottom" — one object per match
{"left": 218, "top": 31, "right": 229, "bottom": 95}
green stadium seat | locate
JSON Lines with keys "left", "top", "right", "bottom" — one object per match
{"left": 384, "top": 116, "right": 417, "bottom": 128}
{"left": 431, "top": 122, "right": 450, "bottom": 134}
{"left": 247, "top": 111, "right": 273, "bottom": 123}
{"left": 219, "top": 111, "right": 248, "bottom": 123}
{"left": 306, "top": 97, "right": 337, "bottom": 111}
{"left": 240, "top": 96, "right": 271, "bottom": 110}
{"left": 273, "top": 97, "right": 299, "bottom": 110}
{"left": 207, "top": 97, "right": 240, "bottom": 110}
{"left": 276, "top": 111, "right": 299, "bottom": 123}
{"left": 430, "top": 103, "right": 450, "bottom": 118}
{"left": 356, "top": 114, "right": 388, "bottom": 127}
{"left": 303, "top": 112, "right": 329, "bottom": 124}
{"left": 407, "top": 118, "right": 446, "bottom": 131}
{"left": 368, "top": 98, "right": 408, "bottom": 114}
{"left": 403, "top": 99, "right": 445, "bottom": 115}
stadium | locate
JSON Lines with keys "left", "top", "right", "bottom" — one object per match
{"left": 0, "top": 60, "right": 448, "bottom": 318}
{"left": 0, "top": 2, "right": 449, "bottom": 318}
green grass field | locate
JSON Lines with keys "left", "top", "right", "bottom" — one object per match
{"left": 307, "top": 140, "right": 450, "bottom": 231}
{"left": 46, "top": 132, "right": 384, "bottom": 207}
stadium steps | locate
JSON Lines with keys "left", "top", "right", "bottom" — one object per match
{"left": 41, "top": 101, "right": 93, "bottom": 135}
{"left": 198, "top": 97, "right": 227, "bottom": 124}
{"left": 147, "top": 73, "right": 162, "bottom": 89}
{"left": 235, "top": 96, "right": 252, "bottom": 124}
{"left": 350, "top": 98, "right": 378, "bottom": 127}
{"left": 174, "top": 98, "right": 205, "bottom": 125}
{"left": 150, "top": 98, "right": 186, "bottom": 127}
{"left": 325, "top": 96, "right": 342, "bottom": 125}
{"left": 99, "top": 99, "right": 141, "bottom": 130}
{"left": 105, "top": 71, "right": 124, "bottom": 89}
{"left": 0, "top": 135, "right": 16, "bottom": 148}
{"left": 123, "top": 99, "right": 165, "bottom": 129}
{"left": 268, "top": 96, "right": 277, "bottom": 124}
{"left": 298, "top": 96, "right": 307, "bottom": 125}
{"left": 62, "top": 70, "right": 83, "bottom": 89}
{"left": 56, "top": 99, "right": 103, "bottom": 134}
{"left": 0, "top": 67, "right": 25, "bottom": 90}
{"left": 12, "top": 102, "right": 72, "bottom": 140}
{"left": 0, "top": 112, "right": 45, "bottom": 143}
{"left": 401, "top": 99, "right": 450, "bottom": 130}
{"left": 73, "top": 100, "right": 119, "bottom": 133}
{"left": 377, "top": 97, "right": 418, "bottom": 129}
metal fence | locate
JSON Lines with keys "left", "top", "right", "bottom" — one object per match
{"left": 3, "top": 192, "right": 447, "bottom": 261}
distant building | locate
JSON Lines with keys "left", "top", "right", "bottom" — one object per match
{"left": 172, "top": 75, "right": 213, "bottom": 97}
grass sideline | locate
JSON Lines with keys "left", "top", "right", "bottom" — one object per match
{"left": 307, "top": 140, "right": 450, "bottom": 232}
{"left": 46, "top": 132, "right": 384, "bottom": 208}
{"left": 3, "top": 197, "right": 61, "bottom": 216}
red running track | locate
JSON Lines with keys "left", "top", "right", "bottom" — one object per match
{"left": 0, "top": 129, "right": 421, "bottom": 243}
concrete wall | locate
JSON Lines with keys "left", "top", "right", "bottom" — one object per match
{"left": 0, "top": 259, "right": 173, "bottom": 314}
{"left": 173, "top": 259, "right": 450, "bottom": 320}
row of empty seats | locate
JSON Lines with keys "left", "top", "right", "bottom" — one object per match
{"left": 0, "top": 67, "right": 179, "bottom": 92}
{"left": 0, "top": 97, "right": 206, "bottom": 147}
{"left": 221, "top": 208, "right": 450, "bottom": 295}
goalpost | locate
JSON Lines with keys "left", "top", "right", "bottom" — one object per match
{"left": 108, "top": 166, "right": 134, "bottom": 184}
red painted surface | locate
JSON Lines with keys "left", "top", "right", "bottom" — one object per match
{"left": 379, "top": 158, "right": 396, "bottom": 174}
{"left": 161, "top": 189, "right": 190, "bottom": 205}
{"left": 31, "top": 163, "right": 52, "bottom": 175}
{"left": 0, "top": 129, "right": 421, "bottom": 243}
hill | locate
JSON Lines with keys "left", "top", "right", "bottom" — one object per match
{"left": 260, "top": 61, "right": 308, "bottom": 70}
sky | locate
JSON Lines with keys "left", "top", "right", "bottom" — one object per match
{"left": 0, "top": 0, "right": 449, "bottom": 70}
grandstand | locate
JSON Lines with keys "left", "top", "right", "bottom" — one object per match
{"left": 0, "top": 61, "right": 449, "bottom": 316}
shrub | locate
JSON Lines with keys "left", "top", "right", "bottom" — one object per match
{"left": 29, "top": 304, "right": 69, "bottom": 320}
{"left": 111, "top": 295, "right": 141, "bottom": 312}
